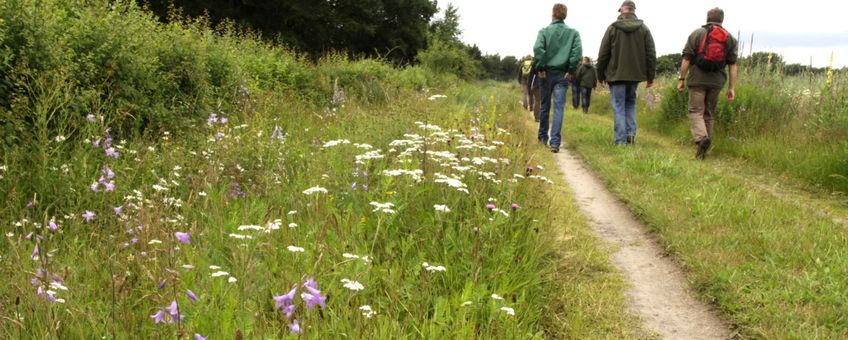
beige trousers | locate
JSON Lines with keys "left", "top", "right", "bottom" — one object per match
{"left": 688, "top": 86, "right": 721, "bottom": 143}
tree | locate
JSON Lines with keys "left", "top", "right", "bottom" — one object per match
{"left": 144, "top": 0, "right": 438, "bottom": 63}
{"left": 656, "top": 53, "right": 682, "bottom": 74}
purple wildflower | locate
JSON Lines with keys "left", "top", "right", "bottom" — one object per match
{"left": 187, "top": 289, "right": 199, "bottom": 302}
{"left": 105, "top": 147, "right": 119, "bottom": 159}
{"left": 486, "top": 203, "right": 496, "bottom": 211}
{"left": 214, "top": 132, "right": 224, "bottom": 141}
{"left": 82, "top": 211, "right": 95, "bottom": 222}
{"left": 91, "top": 182, "right": 100, "bottom": 192}
{"left": 282, "top": 304, "right": 296, "bottom": 319}
{"left": 104, "top": 181, "right": 115, "bottom": 192}
{"left": 27, "top": 201, "right": 34, "bottom": 208}
{"left": 150, "top": 309, "right": 168, "bottom": 324}
{"left": 219, "top": 117, "right": 228, "bottom": 124}
{"left": 288, "top": 319, "right": 301, "bottom": 334}
{"left": 301, "top": 285, "right": 327, "bottom": 310}
{"left": 86, "top": 114, "right": 95, "bottom": 122}
{"left": 48, "top": 220, "right": 58, "bottom": 231}
{"left": 207, "top": 113, "right": 218, "bottom": 125}
{"left": 31, "top": 244, "right": 39, "bottom": 261}
{"left": 362, "top": 184, "right": 369, "bottom": 191}
{"left": 511, "top": 203, "right": 520, "bottom": 211}
{"left": 273, "top": 286, "right": 297, "bottom": 310}
{"left": 114, "top": 206, "right": 123, "bottom": 216}
{"left": 351, "top": 182, "right": 357, "bottom": 190}
{"left": 175, "top": 232, "right": 191, "bottom": 244}
{"left": 194, "top": 334, "right": 207, "bottom": 340}
{"left": 166, "top": 300, "right": 179, "bottom": 316}
{"left": 102, "top": 167, "right": 115, "bottom": 179}
{"left": 157, "top": 279, "right": 166, "bottom": 289}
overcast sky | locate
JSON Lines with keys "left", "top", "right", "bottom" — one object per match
{"left": 439, "top": 0, "right": 848, "bottom": 67}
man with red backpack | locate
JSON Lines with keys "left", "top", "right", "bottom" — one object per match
{"left": 677, "top": 7, "right": 738, "bottom": 159}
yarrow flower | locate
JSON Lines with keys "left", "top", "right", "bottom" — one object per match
{"left": 287, "top": 245, "right": 305, "bottom": 253}
{"left": 359, "top": 305, "right": 377, "bottom": 318}
{"left": 434, "top": 204, "right": 451, "bottom": 213}
{"left": 302, "top": 186, "right": 328, "bottom": 195}
{"left": 422, "top": 262, "right": 447, "bottom": 272}
{"left": 341, "top": 279, "right": 365, "bottom": 291}
{"left": 500, "top": 307, "right": 515, "bottom": 316}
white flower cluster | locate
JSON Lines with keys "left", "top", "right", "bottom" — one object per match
{"left": 369, "top": 202, "right": 395, "bottom": 214}
{"left": 341, "top": 279, "right": 365, "bottom": 291}
{"left": 422, "top": 262, "right": 446, "bottom": 272}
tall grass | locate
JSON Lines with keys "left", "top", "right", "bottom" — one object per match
{"left": 635, "top": 65, "right": 848, "bottom": 195}
{"left": 0, "top": 0, "right": 640, "bottom": 338}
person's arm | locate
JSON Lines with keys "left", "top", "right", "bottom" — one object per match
{"left": 567, "top": 32, "right": 583, "bottom": 80}
{"left": 727, "top": 64, "right": 738, "bottom": 101}
{"left": 644, "top": 27, "right": 657, "bottom": 88}
{"left": 596, "top": 26, "right": 613, "bottom": 84}
{"left": 533, "top": 30, "right": 547, "bottom": 77}
{"left": 677, "top": 58, "right": 690, "bottom": 93}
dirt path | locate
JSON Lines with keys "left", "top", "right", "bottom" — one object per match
{"left": 555, "top": 148, "right": 731, "bottom": 339}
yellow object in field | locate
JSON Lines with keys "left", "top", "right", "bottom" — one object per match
{"left": 826, "top": 52, "right": 834, "bottom": 86}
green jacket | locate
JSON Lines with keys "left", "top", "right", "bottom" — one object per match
{"left": 575, "top": 64, "right": 597, "bottom": 88}
{"left": 682, "top": 23, "right": 738, "bottom": 89}
{"left": 533, "top": 20, "right": 582, "bottom": 74}
{"left": 596, "top": 13, "right": 656, "bottom": 83}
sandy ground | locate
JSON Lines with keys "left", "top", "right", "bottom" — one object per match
{"left": 555, "top": 148, "right": 731, "bottom": 339}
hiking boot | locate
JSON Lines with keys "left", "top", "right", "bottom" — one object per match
{"left": 696, "top": 138, "right": 711, "bottom": 159}
{"left": 626, "top": 136, "right": 635, "bottom": 145}
{"left": 550, "top": 146, "right": 559, "bottom": 153}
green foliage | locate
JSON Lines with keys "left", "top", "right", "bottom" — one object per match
{"left": 564, "top": 110, "right": 848, "bottom": 338}
{"left": 656, "top": 53, "right": 682, "bottom": 75}
{"left": 417, "top": 34, "right": 482, "bottom": 80}
{"left": 145, "top": 0, "right": 438, "bottom": 63}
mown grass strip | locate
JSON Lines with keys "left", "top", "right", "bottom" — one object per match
{"left": 563, "top": 105, "right": 848, "bottom": 338}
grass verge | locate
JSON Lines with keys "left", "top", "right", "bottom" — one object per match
{"left": 563, "top": 101, "right": 848, "bottom": 338}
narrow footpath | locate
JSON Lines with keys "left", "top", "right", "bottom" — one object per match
{"left": 555, "top": 148, "right": 731, "bottom": 339}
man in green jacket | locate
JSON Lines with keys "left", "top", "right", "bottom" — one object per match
{"left": 574, "top": 57, "right": 598, "bottom": 113}
{"left": 597, "top": 0, "right": 656, "bottom": 145}
{"left": 533, "top": 3, "right": 582, "bottom": 153}
{"left": 677, "top": 7, "right": 738, "bottom": 159}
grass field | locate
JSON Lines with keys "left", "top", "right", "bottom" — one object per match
{"left": 564, "top": 94, "right": 848, "bottom": 338}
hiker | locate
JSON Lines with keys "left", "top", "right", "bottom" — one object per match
{"left": 529, "top": 66, "right": 542, "bottom": 122}
{"left": 518, "top": 55, "right": 534, "bottom": 111}
{"left": 574, "top": 56, "right": 598, "bottom": 113}
{"left": 533, "top": 3, "right": 583, "bottom": 153}
{"left": 677, "top": 7, "right": 738, "bottom": 159}
{"left": 597, "top": 0, "right": 656, "bottom": 145}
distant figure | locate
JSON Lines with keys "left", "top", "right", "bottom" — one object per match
{"left": 597, "top": 0, "right": 656, "bottom": 145}
{"left": 677, "top": 7, "right": 738, "bottom": 159}
{"left": 518, "top": 55, "right": 534, "bottom": 111}
{"left": 533, "top": 3, "right": 583, "bottom": 153}
{"left": 574, "top": 56, "right": 598, "bottom": 113}
{"left": 529, "top": 65, "right": 542, "bottom": 122}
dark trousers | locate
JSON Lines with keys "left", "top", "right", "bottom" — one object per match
{"left": 579, "top": 87, "right": 593, "bottom": 113}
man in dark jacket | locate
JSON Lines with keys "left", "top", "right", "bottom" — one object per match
{"left": 677, "top": 7, "right": 738, "bottom": 159}
{"left": 574, "top": 56, "right": 598, "bottom": 113}
{"left": 533, "top": 3, "right": 582, "bottom": 153}
{"left": 597, "top": 0, "right": 656, "bottom": 145}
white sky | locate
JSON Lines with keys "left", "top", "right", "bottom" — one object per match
{"left": 439, "top": 0, "right": 848, "bottom": 67}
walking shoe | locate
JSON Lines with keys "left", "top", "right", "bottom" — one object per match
{"left": 696, "top": 138, "right": 711, "bottom": 159}
{"left": 626, "top": 136, "right": 635, "bottom": 145}
{"left": 550, "top": 146, "right": 559, "bottom": 153}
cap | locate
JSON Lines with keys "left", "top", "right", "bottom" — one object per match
{"left": 618, "top": 1, "right": 636, "bottom": 12}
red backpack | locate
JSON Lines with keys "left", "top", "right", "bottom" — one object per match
{"left": 695, "top": 24, "right": 729, "bottom": 72}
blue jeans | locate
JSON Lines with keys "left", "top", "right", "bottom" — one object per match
{"left": 571, "top": 83, "right": 580, "bottom": 108}
{"left": 610, "top": 82, "right": 638, "bottom": 145}
{"left": 538, "top": 73, "right": 569, "bottom": 148}
{"left": 580, "top": 87, "right": 593, "bottom": 112}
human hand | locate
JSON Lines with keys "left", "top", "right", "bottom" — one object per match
{"left": 566, "top": 73, "right": 574, "bottom": 81}
{"left": 726, "top": 88, "right": 735, "bottom": 101}
{"left": 646, "top": 80, "right": 654, "bottom": 88}
{"left": 677, "top": 80, "right": 685, "bottom": 93}
{"left": 538, "top": 71, "right": 546, "bottom": 78}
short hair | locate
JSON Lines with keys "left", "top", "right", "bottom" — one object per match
{"left": 707, "top": 7, "right": 724, "bottom": 23}
{"left": 553, "top": 3, "right": 567, "bottom": 20}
